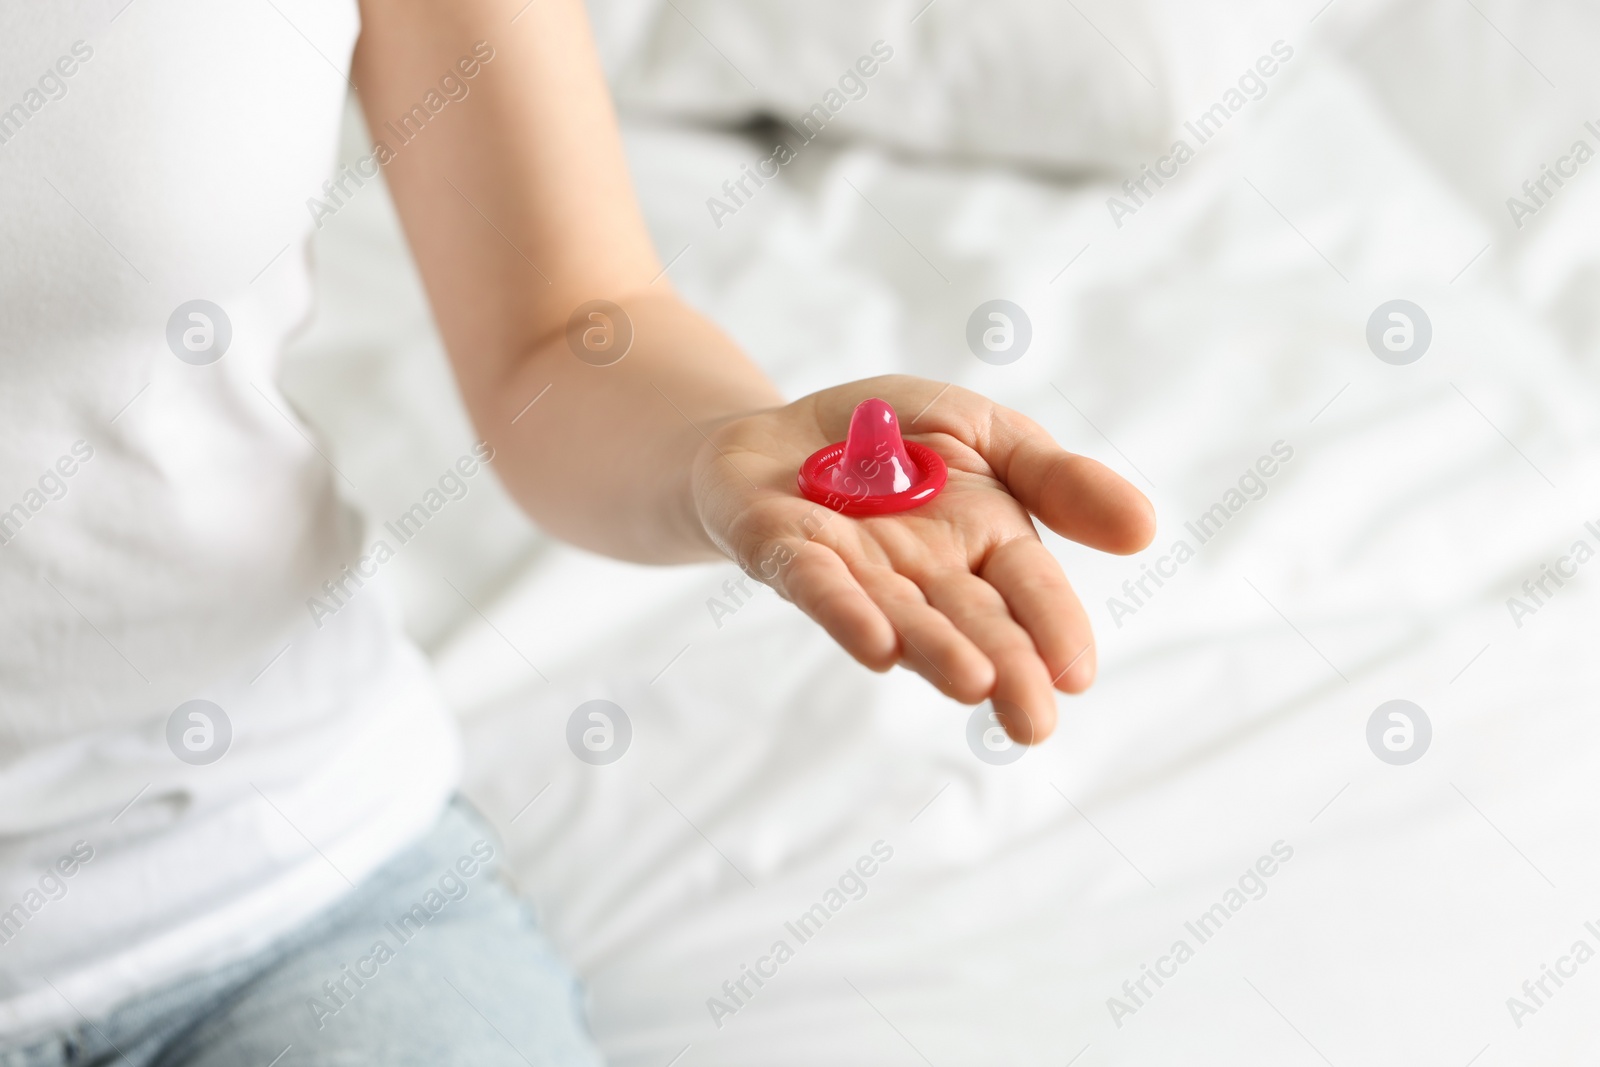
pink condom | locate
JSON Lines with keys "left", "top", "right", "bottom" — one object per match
{"left": 797, "top": 398, "right": 948, "bottom": 515}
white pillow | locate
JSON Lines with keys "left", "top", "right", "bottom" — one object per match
{"left": 587, "top": 0, "right": 1174, "bottom": 174}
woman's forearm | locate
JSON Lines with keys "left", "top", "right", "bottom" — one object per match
{"left": 352, "top": 0, "right": 782, "bottom": 561}
{"left": 479, "top": 288, "right": 785, "bottom": 563}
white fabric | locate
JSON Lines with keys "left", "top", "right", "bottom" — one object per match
{"left": 0, "top": 1, "right": 456, "bottom": 1039}
{"left": 286, "top": 0, "right": 1600, "bottom": 1062}
{"left": 585, "top": 0, "right": 1173, "bottom": 175}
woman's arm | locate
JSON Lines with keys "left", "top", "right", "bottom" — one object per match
{"left": 350, "top": 0, "right": 1155, "bottom": 742}
{"left": 352, "top": 0, "right": 781, "bottom": 563}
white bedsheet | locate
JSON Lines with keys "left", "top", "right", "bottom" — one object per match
{"left": 283, "top": 2, "right": 1600, "bottom": 1062}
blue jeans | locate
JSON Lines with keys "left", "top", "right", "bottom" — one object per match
{"left": 0, "top": 800, "right": 604, "bottom": 1067}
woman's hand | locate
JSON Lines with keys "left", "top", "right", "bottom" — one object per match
{"left": 692, "top": 375, "right": 1156, "bottom": 744}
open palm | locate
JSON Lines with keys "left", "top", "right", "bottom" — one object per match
{"left": 691, "top": 375, "right": 1155, "bottom": 743}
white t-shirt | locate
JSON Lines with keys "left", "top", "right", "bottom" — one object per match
{"left": 0, "top": 1, "right": 458, "bottom": 1039}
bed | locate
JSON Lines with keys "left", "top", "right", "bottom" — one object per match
{"left": 281, "top": 0, "right": 1600, "bottom": 1061}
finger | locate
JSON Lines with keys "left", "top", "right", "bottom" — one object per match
{"left": 921, "top": 571, "right": 1057, "bottom": 744}
{"left": 1009, "top": 446, "right": 1155, "bottom": 555}
{"left": 907, "top": 384, "right": 1156, "bottom": 555}
{"left": 777, "top": 541, "right": 897, "bottom": 671}
{"left": 981, "top": 538, "right": 1095, "bottom": 693}
{"left": 854, "top": 565, "right": 994, "bottom": 703}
